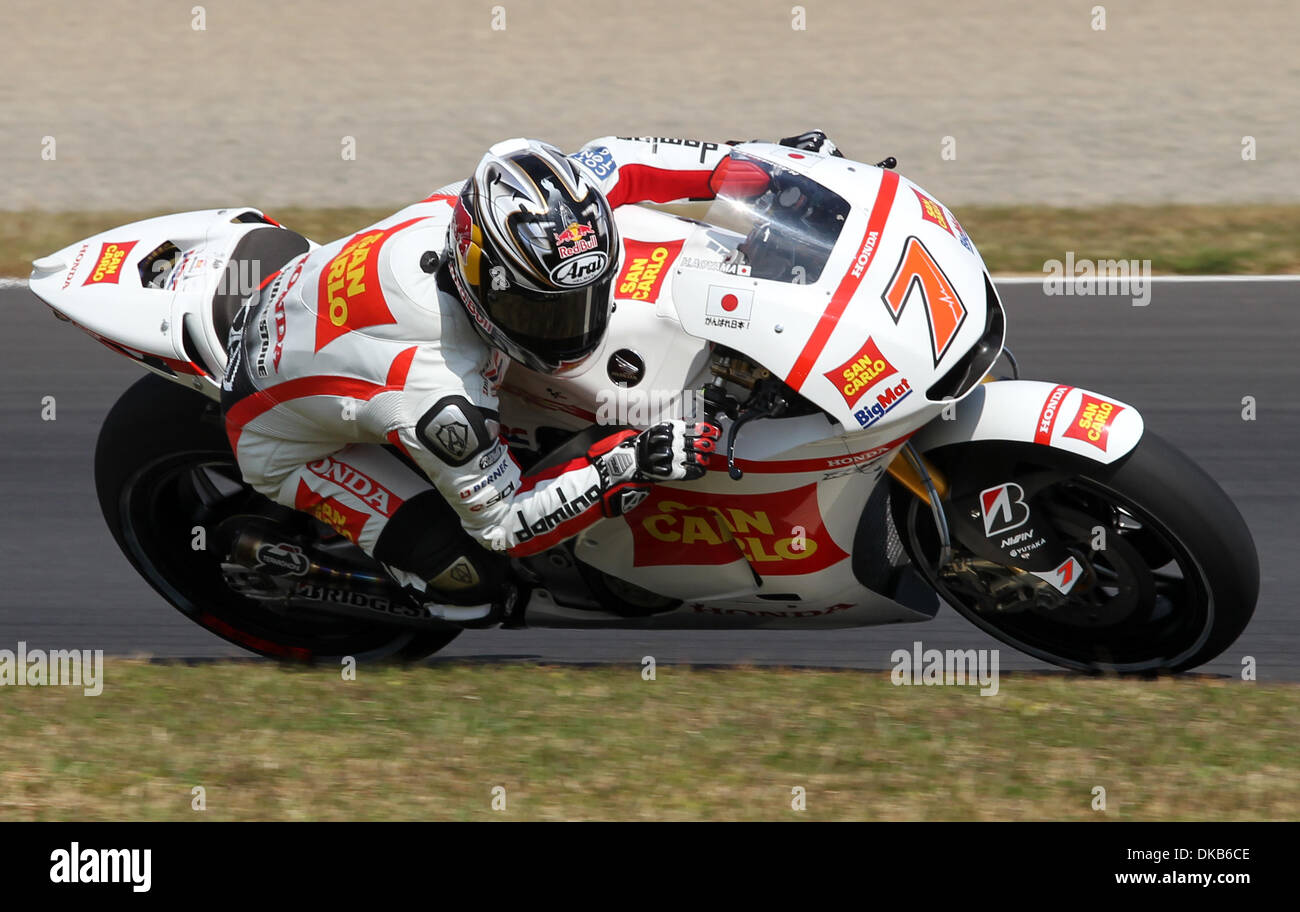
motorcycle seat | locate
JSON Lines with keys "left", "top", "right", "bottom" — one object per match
{"left": 212, "top": 226, "right": 310, "bottom": 353}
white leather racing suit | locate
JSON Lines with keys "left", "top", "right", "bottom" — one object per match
{"left": 222, "top": 136, "right": 731, "bottom": 588}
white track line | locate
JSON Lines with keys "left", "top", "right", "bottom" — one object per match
{"left": 993, "top": 274, "right": 1300, "bottom": 284}
{"left": 0, "top": 278, "right": 28, "bottom": 290}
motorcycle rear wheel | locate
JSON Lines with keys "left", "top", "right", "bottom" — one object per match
{"left": 95, "top": 375, "right": 460, "bottom": 662}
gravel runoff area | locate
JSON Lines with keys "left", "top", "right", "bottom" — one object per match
{"left": 1, "top": 0, "right": 1296, "bottom": 212}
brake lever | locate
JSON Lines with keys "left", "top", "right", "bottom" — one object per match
{"left": 724, "top": 394, "right": 787, "bottom": 480}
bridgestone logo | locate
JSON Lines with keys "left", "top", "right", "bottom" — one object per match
{"left": 512, "top": 485, "right": 602, "bottom": 542}
{"left": 294, "top": 582, "right": 426, "bottom": 620}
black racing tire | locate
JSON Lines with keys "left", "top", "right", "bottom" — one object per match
{"left": 892, "top": 430, "right": 1258, "bottom": 673}
{"left": 94, "top": 374, "right": 460, "bottom": 662}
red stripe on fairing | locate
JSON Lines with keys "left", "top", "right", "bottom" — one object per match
{"left": 1034, "top": 384, "right": 1074, "bottom": 445}
{"left": 703, "top": 431, "right": 914, "bottom": 474}
{"left": 605, "top": 164, "right": 716, "bottom": 208}
{"left": 785, "top": 170, "right": 900, "bottom": 391}
{"left": 57, "top": 311, "right": 206, "bottom": 376}
{"left": 157, "top": 354, "right": 204, "bottom": 376}
{"left": 225, "top": 345, "right": 419, "bottom": 451}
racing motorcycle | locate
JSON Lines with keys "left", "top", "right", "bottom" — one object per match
{"left": 27, "top": 142, "right": 1258, "bottom": 672}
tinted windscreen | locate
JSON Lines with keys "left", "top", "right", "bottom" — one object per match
{"left": 700, "top": 151, "right": 851, "bottom": 284}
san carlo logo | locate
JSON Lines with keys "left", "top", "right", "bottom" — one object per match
{"left": 549, "top": 251, "right": 608, "bottom": 287}
{"left": 1062, "top": 394, "right": 1124, "bottom": 451}
{"left": 628, "top": 485, "right": 848, "bottom": 576}
{"left": 313, "top": 218, "right": 426, "bottom": 351}
{"left": 82, "top": 240, "right": 137, "bottom": 286}
{"left": 294, "top": 481, "right": 370, "bottom": 543}
{"left": 616, "top": 238, "right": 683, "bottom": 303}
{"left": 823, "top": 336, "right": 899, "bottom": 409}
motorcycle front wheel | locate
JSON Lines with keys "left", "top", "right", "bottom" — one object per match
{"left": 891, "top": 431, "right": 1258, "bottom": 673}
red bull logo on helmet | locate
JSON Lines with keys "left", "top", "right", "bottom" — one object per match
{"left": 554, "top": 221, "right": 598, "bottom": 259}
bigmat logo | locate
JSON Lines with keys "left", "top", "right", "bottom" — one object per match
{"left": 1062, "top": 393, "right": 1124, "bottom": 451}
{"left": 315, "top": 218, "right": 425, "bottom": 351}
{"left": 852, "top": 377, "right": 912, "bottom": 428}
{"left": 616, "top": 238, "right": 683, "bottom": 303}
{"left": 82, "top": 240, "right": 137, "bottom": 285}
{"left": 628, "top": 485, "right": 848, "bottom": 576}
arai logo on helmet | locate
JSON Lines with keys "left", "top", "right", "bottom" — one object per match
{"left": 549, "top": 251, "right": 609, "bottom": 287}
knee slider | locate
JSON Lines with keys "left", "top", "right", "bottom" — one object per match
{"left": 373, "top": 490, "right": 508, "bottom": 605}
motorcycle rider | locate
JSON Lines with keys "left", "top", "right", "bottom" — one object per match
{"left": 221, "top": 130, "right": 840, "bottom": 625}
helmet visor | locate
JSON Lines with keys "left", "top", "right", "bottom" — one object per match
{"left": 483, "top": 273, "right": 612, "bottom": 370}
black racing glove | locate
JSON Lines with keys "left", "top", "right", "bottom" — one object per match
{"left": 588, "top": 421, "right": 721, "bottom": 516}
{"left": 778, "top": 130, "right": 843, "bottom": 157}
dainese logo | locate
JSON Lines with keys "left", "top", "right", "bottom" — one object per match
{"left": 82, "top": 241, "right": 138, "bottom": 285}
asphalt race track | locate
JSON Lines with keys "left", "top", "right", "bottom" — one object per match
{"left": 1, "top": 278, "right": 1296, "bottom": 678}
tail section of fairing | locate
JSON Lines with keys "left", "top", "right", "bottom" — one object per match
{"left": 29, "top": 207, "right": 312, "bottom": 400}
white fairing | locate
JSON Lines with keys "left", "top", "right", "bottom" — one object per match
{"left": 499, "top": 144, "right": 1143, "bottom": 628}
{"left": 30, "top": 143, "right": 1145, "bottom": 631}
{"left": 911, "top": 380, "right": 1144, "bottom": 463}
{"left": 672, "top": 144, "right": 995, "bottom": 436}
{"left": 29, "top": 207, "right": 317, "bottom": 399}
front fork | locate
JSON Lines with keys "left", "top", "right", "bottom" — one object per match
{"left": 885, "top": 421, "right": 1087, "bottom": 598}
{"left": 888, "top": 444, "right": 953, "bottom": 567}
